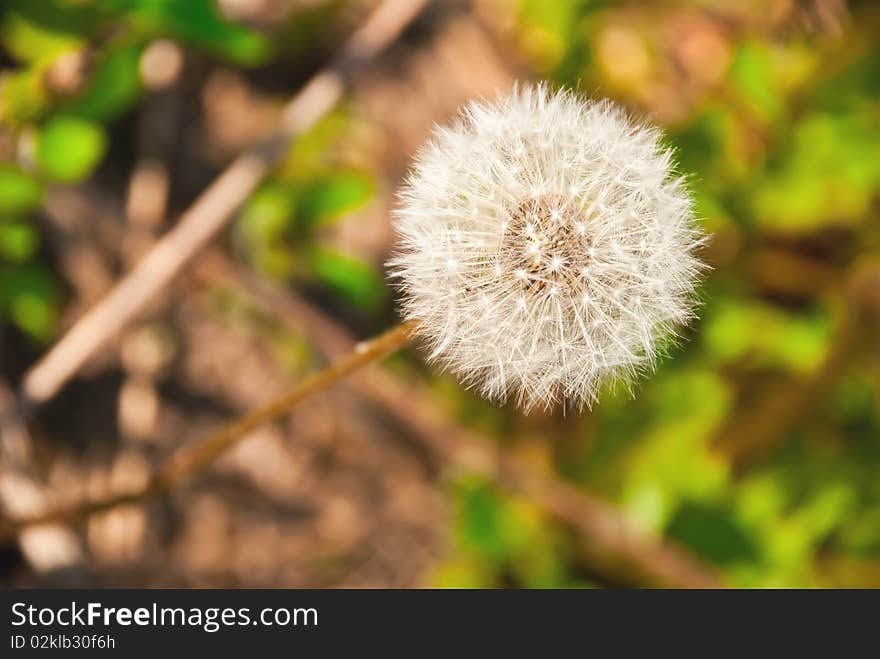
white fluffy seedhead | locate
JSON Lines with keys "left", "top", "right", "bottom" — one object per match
{"left": 389, "top": 84, "right": 706, "bottom": 411}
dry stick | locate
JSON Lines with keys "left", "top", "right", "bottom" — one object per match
{"left": 196, "top": 255, "right": 719, "bottom": 588}
{"left": 0, "top": 321, "right": 417, "bottom": 540}
{"left": 17, "top": 0, "right": 430, "bottom": 411}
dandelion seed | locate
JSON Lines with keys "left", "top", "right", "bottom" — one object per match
{"left": 389, "top": 83, "right": 706, "bottom": 410}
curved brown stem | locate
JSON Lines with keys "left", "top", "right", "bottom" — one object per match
{"left": 0, "top": 321, "right": 418, "bottom": 539}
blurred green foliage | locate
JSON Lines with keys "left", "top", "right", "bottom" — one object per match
{"left": 2, "top": 0, "right": 880, "bottom": 587}
{"left": 36, "top": 115, "right": 107, "bottom": 182}
{"left": 236, "top": 110, "right": 382, "bottom": 310}
{"left": 0, "top": 0, "right": 275, "bottom": 341}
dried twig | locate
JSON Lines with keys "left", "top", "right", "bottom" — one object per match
{"left": 16, "top": 0, "right": 430, "bottom": 411}
{"left": 0, "top": 321, "right": 417, "bottom": 540}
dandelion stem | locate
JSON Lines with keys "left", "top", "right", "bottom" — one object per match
{"left": 0, "top": 320, "right": 419, "bottom": 540}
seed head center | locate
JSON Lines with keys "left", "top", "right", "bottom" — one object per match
{"left": 500, "top": 195, "right": 591, "bottom": 294}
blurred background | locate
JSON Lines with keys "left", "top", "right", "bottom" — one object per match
{"left": 0, "top": 0, "right": 879, "bottom": 588}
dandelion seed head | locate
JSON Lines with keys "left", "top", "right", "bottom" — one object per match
{"left": 389, "top": 84, "right": 706, "bottom": 410}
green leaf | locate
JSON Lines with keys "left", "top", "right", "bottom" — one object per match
{"left": 517, "top": 0, "right": 587, "bottom": 73}
{"left": 0, "top": 8, "right": 83, "bottom": 64}
{"left": 239, "top": 182, "right": 297, "bottom": 243}
{"left": 432, "top": 558, "right": 496, "bottom": 589}
{"left": 279, "top": 109, "right": 353, "bottom": 178}
{"left": 453, "top": 478, "right": 532, "bottom": 562}
{"left": 702, "top": 299, "right": 833, "bottom": 372}
{"left": 64, "top": 44, "right": 143, "bottom": 122}
{"left": 0, "top": 220, "right": 39, "bottom": 262}
{"left": 99, "top": 0, "right": 271, "bottom": 65}
{"left": 308, "top": 248, "right": 385, "bottom": 311}
{"left": 621, "top": 369, "right": 731, "bottom": 530}
{"left": 751, "top": 112, "right": 880, "bottom": 232}
{"left": 0, "top": 263, "right": 58, "bottom": 341}
{"left": 450, "top": 477, "right": 568, "bottom": 587}
{"left": 0, "top": 68, "right": 52, "bottom": 124}
{"left": 298, "top": 171, "right": 374, "bottom": 228}
{"left": 4, "top": 0, "right": 98, "bottom": 37}
{"left": 729, "top": 41, "right": 783, "bottom": 122}
{"left": 36, "top": 115, "right": 108, "bottom": 183}
{"left": 0, "top": 167, "right": 43, "bottom": 215}
{"left": 667, "top": 501, "right": 760, "bottom": 566}
{"left": 237, "top": 183, "right": 299, "bottom": 278}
